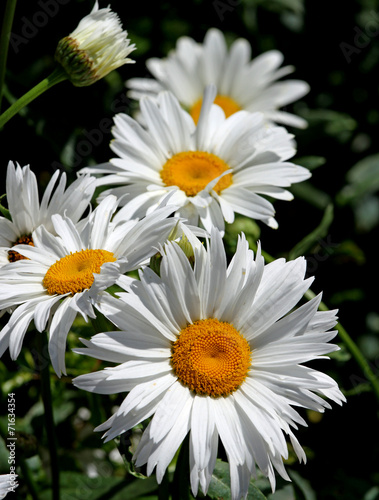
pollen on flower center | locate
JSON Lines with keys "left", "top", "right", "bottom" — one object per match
{"left": 171, "top": 318, "right": 251, "bottom": 397}
{"left": 43, "top": 249, "right": 116, "bottom": 296}
{"left": 160, "top": 151, "right": 233, "bottom": 197}
{"left": 190, "top": 94, "right": 242, "bottom": 124}
{"left": 8, "top": 234, "right": 34, "bottom": 262}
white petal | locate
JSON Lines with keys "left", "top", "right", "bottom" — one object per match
{"left": 7, "top": 302, "right": 37, "bottom": 359}
{"left": 221, "top": 187, "right": 276, "bottom": 225}
{"left": 201, "top": 28, "right": 227, "bottom": 84}
{"left": 99, "top": 373, "right": 177, "bottom": 441}
{"left": 51, "top": 215, "right": 84, "bottom": 253}
{"left": 251, "top": 294, "right": 323, "bottom": 348}
{"left": 99, "top": 292, "right": 177, "bottom": 342}
{"left": 149, "top": 382, "right": 190, "bottom": 442}
{"left": 212, "top": 397, "right": 245, "bottom": 465}
{"left": 34, "top": 295, "right": 62, "bottom": 332}
{"left": 160, "top": 241, "right": 201, "bottom": 326}
{"left": 48, "top": 296, "right": 77, "bottom": 376}
{"left": 89, "top": 195, "right": 119, "bottom": 249}
{"left": 220, "top": 37, "right": 251, "bottom": 95}
{"left": 242, "top": 257, "right": 313, "bottom": 335}
{"left": 0, "top": 217, "right": 19, "bottom": 247}
{"left": 190, "top": 396, "right": 215, "bottom": 470}
{"left": 148, "top": 395, "right": 192, "bottom": 483}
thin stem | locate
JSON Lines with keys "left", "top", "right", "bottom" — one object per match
{"left": 36, "top": 331, "right": 60, "bottom": 500}
{"left": 0, "top": 66, "right": 68, "bottom": 128}
{"left": 171, "top": 434, "right": 190, "bottom": 500}
{"left": 158, "top": 470, "right": 170, "bottom": 500}
{"left": 250, "top": 241, "right": 379, "bottom": 403}
{"left": 0, "top": 0, "right": 18, "bottom": 112}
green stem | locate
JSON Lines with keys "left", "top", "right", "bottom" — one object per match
{"left": 171, "top": 434, "right": 190, "bottom": 500}
{"left": 36, "top": 331, "right": 60, "bottom": 500}
{"left": 158, "top": 469, "right": 170, "bottom": 500}
{"left": 0, "top": 66, "right": 68, "bottom": 128}
{"left": 0, "top": 0, "right": 18, "bottom": 112}
{"left": 250, "top": 241, "right": 379, "bottom": 403}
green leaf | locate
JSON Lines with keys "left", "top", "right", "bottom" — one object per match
{"left": 366, "top": 312, "right": 379, "bottom": 333}
{"left": 288, "top": 469, "right": 316, "bottom": 500}
{"left": 343, "top": 381, "right": 372, "bottom": 397}
{"left": 328, "top": 342, "right": 351, "bottom": 362}
{"left": 267, "top": 484, "right": 295, "bottom": 499}
{"left": 207, "top": 460, "right": 267, "bottom": 500}
{"left": 331, "top": 239, "right": 365, "bottom": 266}
{"left": 364, "top": 486, "right": 379, "bottom": 500}
{"left": 357, "top": 335, "right": 379, "bottom": 361}
{"left": 259, "top": 0, "right": 304, "bottom": 15}
{"left": 0, "top": 194, "right": 11, "bottom": 220}
{"left": 292, "top": 156, "right": 326, "bottom": 171}
{"left": 39, "top": 471, "right": 160, "bottom": 500}
{"left": 353, "top": 195, "right": 379, "bottom": 232}
{"left": 329, "top": 288, "right": 365, "bottom": 305}
{"left": 298, "top": 108, "right": 357, "bottom": 139}
{"left": 58, "top": 128, "right": 83, "bottom": 170}
{"left": 336, "top": 153, "right": 379, "bottom": 206}
{"left": 116, "top": 430, "right": 149, "bottom": 480}
{"left": 288, "top": 204, "right": 334, "bottom": 260}
{"left": 289, "top": 182, "right": 331, "bottom": 210}
{"left": 0, "top": 369, "right": 35, "bottom": 394}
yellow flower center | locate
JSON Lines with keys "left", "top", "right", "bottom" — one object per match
{"left": 190, "top": 94, "right": 242, "bottom": 124}
{"left": 8, "top": 234, "right": 34, "bottom": 262}
{"left": 171, "top": 318, "right": 251, "bottom": 397}
{"left": 160, "top": 151, "right": 232, "bottom": 197}
{"left": 43, "top": 249, "right": 116, "bottom": 296}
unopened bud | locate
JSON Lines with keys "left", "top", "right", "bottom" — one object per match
{"left": 54, "top": 1, "right": 135, "bottom": 87}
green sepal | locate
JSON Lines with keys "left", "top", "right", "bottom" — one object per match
{"left": 0, "top": 194, "right": 11, "bottom": 220}
{"left": 54, "top": 36, "right": 97, "bottom": 87}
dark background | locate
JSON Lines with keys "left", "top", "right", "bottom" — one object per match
{"left": 1, "top": 0, "right": 379, "bottom": 498}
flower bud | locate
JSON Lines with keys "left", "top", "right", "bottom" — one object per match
{"left": 54, "top": 1, "right": 135, "bottom": 87}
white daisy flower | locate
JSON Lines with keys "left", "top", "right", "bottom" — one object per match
{"left": 126, "top": 27, "right": 309, "bottom": 128}
{"left": 54, "top": 1, "right": 135, "bottom": 87}
{"left": 0, "top": 161, "right": 96, "bottom": 268}
{"left": 79, "top": 85, "right": 310, "bottom": 234}
{"left": 73, "top": 228, "right": 345, "bottom": 500}
{"left": 0, "top": 195, "right": 178, "bottom": 376}
{"left": 0, "top": 474, "right": 18, "bottom": 499}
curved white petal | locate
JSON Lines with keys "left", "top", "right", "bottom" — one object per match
{"left": 48, "top": 296, "right": 77, "bottom": 376}
{"left": 125, "top": 28, "right": 309, "bottom": 129}
{"left": 72, "top": 227, "right": 345, "bottom": 498}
